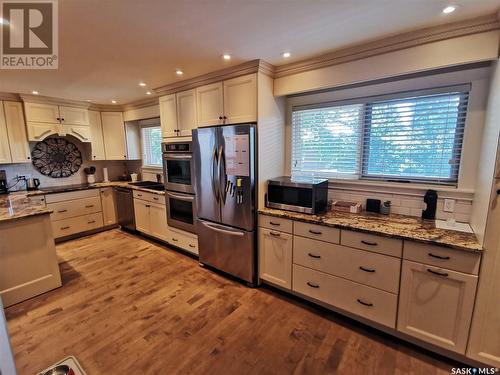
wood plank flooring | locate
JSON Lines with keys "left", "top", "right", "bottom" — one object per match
{"left": 5, "top": 229, "right": 460, "bottom": 375}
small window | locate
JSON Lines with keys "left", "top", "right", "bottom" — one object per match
{"left": 141, "top": 126, "right": 162, "bottom": 167}
{"left": 291, "top": 89, "right": 469, "bottom": 185}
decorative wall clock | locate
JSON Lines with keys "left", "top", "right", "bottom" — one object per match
{"left": 31, "top": 138, "right": 83, "bottom": 178}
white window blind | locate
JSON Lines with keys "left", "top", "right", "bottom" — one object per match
{"left": 141, "top": 126, "right": 162, "bottom": 167}
{"left": 291, "top": 87, "right": 469, "bottom": 185}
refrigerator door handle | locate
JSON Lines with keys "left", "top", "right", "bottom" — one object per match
{"left": 200, "top": 220, "right": 245, "bottom": 236}
{"left": 211, "top": 146, "right": 219, "bottom": 203}
{"left": 218, "top": 145, "right": 227, "bottom": 204}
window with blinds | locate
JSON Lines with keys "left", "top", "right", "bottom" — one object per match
{"left": 291, "top": 88, "right": 469, "bottom": 185}
{"left": 141, "top": 126, "right": 162, "bottom": 167}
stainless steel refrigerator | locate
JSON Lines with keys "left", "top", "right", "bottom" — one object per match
{"left": 193, "top": 123, "right": 256, "bottom": 285}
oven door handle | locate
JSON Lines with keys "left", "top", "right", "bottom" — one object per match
{"left": 164, "top": 154, "right": 192, "bottom": 160}
{"left": 166, "top": 192, "right": 195, "bottom": 201}
{"left": 200, "top": 220, "right": 245, "bottom": 236}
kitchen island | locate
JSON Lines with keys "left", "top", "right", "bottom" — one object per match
{"left": 0, "top": 193, "right": 61, "bottom": 307}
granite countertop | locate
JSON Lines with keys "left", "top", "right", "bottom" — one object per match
{"left": 259, "top": 207, "right": 482, "bottom": 253}
{"left": 0, "top": 192, "right": 52, "bottom": 223}
{"left": 25, "top": 181, "right": 166, "bottom": 196}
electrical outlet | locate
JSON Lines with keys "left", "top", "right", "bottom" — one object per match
{"left": 443, "top": 199, "right": 455, "bottom": 213}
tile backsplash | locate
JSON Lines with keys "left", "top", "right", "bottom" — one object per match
{"left": 329, "top": 187, "right": 472, "bottom": 223}
{"left": 0, "top": 139, "right": 142, "bottom": 191}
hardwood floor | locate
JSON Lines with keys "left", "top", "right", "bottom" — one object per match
{"left": 6, "top": 229, "right": 459, "bottom": 375}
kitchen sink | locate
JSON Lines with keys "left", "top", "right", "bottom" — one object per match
{"left": 128, "top": 181, "right": 165, "bottom": 191}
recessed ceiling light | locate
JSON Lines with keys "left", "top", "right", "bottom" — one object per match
{"left": 222, "top": 54, "right": 231, "bottom": 60}
{"left": 282, "top": 52, "right": 291, "bottom": 58}
{"left": 138, "top": 82, "right": 146, "bottom": 87}
{"left": 176, "top": 69, "right": 183, "bottom": 76}
{"left": 146, "top": 91, "right": 152, "bottom": 95}
{"left": 442, "top": 5, "right": 456, "bottom": 14}
{"left": 32, "top": 90, "right": 39, "bottom": 95}
{"left": 111, "top": 100, "right": 117, "bottom": 104}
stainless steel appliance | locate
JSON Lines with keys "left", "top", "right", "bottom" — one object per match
{"left": 0, "top": 170, "right": 7, "bottom": 194}
{"left": 162, "top": 141, "right": 194, "bottom": 194}
{"left": 114, "top": 187, "right": 136, "bottom": 231}
{"left": 26, "top": 177, "right": 40, "bottom": 191}
{"left": 193, "top": 123, "right": 256, "bottom": 285}
{"left": 165, "top": 190, "right": 197, "bottom": 233}
{"left": 266, "top": 176, "right": 328, "bottom": 214}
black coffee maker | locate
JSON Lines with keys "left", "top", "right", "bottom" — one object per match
{"left": 0, "top": 170, "right": 7, "bottom": 194}
{"left": 422, "top": 189, "right": 438, "bottom": 220}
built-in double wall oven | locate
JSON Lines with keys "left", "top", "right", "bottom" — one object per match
{"left": 162, "top": 141, "right": 197, "bottom": 234}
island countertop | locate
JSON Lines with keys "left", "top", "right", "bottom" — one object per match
{"left": 0, "top": 193, "right": 52, "bottom": 223}
{"left": 258, "top": 207, "right": 482, "bottom": 253}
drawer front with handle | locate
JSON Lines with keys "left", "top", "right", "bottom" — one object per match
{"left": 51, "top": 212, "right": 103, "bottom": 238}
{"left": 45, "top": 188, "right": 100, "bottom": 203}
{"left": 293, "top": 264, "right": 397, "bottom": 328}
{"left": 294, "top": 221, "right": 340, "bottom": 244}
{"left": 169, "top": 228, "right": 199, "bottom": 255}
{"left": 48, "top": 196, "right": 102, "bottom": 221}
{"left": 293, "top": 236, "right": 401, "bottom": 293}
{"left": 403, "top": 241, "right": 480, "bottom": 275}
{"left": 341, "top": 230, "right": 403, "bottom": 257}
{"left": 259, "top": 214, "right": 293, "bottom": 234}
{"left": 133, "top": 190, "right": 166, "bottom": 205}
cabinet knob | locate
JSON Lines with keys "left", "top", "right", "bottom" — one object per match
{"left": 223, "top": 116, "right": 227, "bottom": 120}
{"left": 56, "top": 117, "right": 60, "bottom": 121}
{"left": 219, "top": 116, "right": 223, "bottom": 120}
{"left": 27, "top": 156, "right": 30, "bottom": 159}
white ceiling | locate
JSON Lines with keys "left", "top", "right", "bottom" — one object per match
{"left": 1, "top": 0, "right": 499, "bottom": 104}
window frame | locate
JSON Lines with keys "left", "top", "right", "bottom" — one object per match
{"left": 140, "top": 125, "right": 163, "bottom": 168}
{"left": 291, "top": 84, "right": 471, "bottom": 186}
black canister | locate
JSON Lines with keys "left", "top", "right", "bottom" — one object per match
{"left": 422, "top": 189, "right": 438, "bottom": 220}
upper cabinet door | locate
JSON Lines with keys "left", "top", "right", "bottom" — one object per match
{"left": 59, "top": 106, "right": 90, "bottom": 126}
{"left": 223, "top": 74, "right": 257, "bottom": 124}
{"left": 88, "top": 110, "right": 106, "bottom": 160}
{"left": 24, "top": 102, "right": 60, "bottom": 124}
{"left": 125, "top": 122, "right": 141, "bottom": 160}
{"left": 101, "top": 112, "right": 127, "bottom": 160}
{"left": 159, "top": 94, "right": 178, "bottom": 138}
{"left": 176, "top": 89, "right": 197, "bottom": 137}
{"left": 196, "top": 82, "right": 223, "bottom": 127}
{"left": 4, "top": 101, "right": 30, "bottom": 163}
{"left": 0, "top": 102, "right": 12, "bottom": 164}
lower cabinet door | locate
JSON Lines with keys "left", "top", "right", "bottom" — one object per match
{"left": 134, "top": 199, "right": 151, "bottom": 235}
{"left": 100, "top": 188, "right": 117, "bottom": 226}
{"left": 149, "top": 202, "right": 169, "bottom": 242}
{"left": 397, "top": 260, "right": 478, "bottom": 354}
{"left": 258, "top": 228, "right": 292, "bottom": 289}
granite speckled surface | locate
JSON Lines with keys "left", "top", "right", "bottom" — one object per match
{"left": 259, "top": 207, "right": 482, "bottom": 253}
{"left": 0, "top": 193, "right": 52, "bottom": 223}
{"left": 26, "top": 181, "right": 166, "bottom": 196}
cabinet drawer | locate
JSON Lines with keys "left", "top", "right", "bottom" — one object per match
{"left": 168, "top": 228, "right": 198, "bottom": 255}
{"left": 293, "top": 264, "right": 397, "bottom": 328}
{"left": 403, "top": 241, "right": 480, "bottom": 275}
{"left": 293, "top": 236, "right": 401, "bottom": 293}
{"left": 28, "top": 195, "right": 46, "bottom": 206}
{"left": 133, "top": 190, "right": 166, "bottom": 205}
{"left": 48, "top": 196, "right": 102, "bottom": 221}
{"left": 294, "top": 222, "right": 339, "bottom": 243}
{"left": 52, "top": 212, "right": 103, "bottom": 238}
{"left": 45, "top": 189, "right": 99, "bottom": 203}
{"left": 341, "top": 230, "right": 402, "bottom": 257}
{"left": 259, "top": 215, "right": 293, "bottom": 234}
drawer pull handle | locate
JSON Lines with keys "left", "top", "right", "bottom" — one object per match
{"left": 428, "top": 253, "right": 450, "bottom": 260}
{"left": 172, "top": 238, "right": 178, "bottom": 242}
{"left": 153, "top": 197, "right": 159, "bottom": 200}
{"left": 138, "top": 194, "right": 143, "bottom": 197}
{"left": 308, "top": 253, "right": 321, "bottom": 259}
{"left": 427, "top": 268, "right": 448, "bottom": 277}
{"left": 309, "top": 230, "right": 322, "bottom": 235}
{"left": 269, "top": 231, "right": 281, "bottom": 237}
{"left": 269, "top": 221, "right": 281, "bottom": 226}
{"left": 145, "top": 205, "right": 151, "bottom": 208}
{"left": 61, "top": 226, "right": 70, "bottom": 230}
{"left": 85, "top": 205, "right": 94, "bottom": 208}
{"left": 361, "top": 240, "right": 377, "bottom": 246}
{"left": 357, "top": 298, "right": 373, "bottom": 307}
{"left": 57, "top": 209, "right": 68, "bottom": 213}
{"left": 306, "top": 281, "right": 319, "bottom": 288}
{"left": 87, "top": 220, "right": 96, "bottom": 224}
{"left": 359, "top": 266, "right": 376, "bottom": 273}
{"left": 189, "top": 244, "right": 196, "bottom": 248}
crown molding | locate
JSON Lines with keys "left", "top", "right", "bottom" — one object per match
{"left": 0, "top": 92, "right": 20, "bottom": 102}
{"left": 19, "top": 94, "right": 92, "bottom": 109}
{"left": 121, "top": 96, "right": 159, "bottom": 111}
{"left": 274, "top": 13, "right": 500, "bottom": 78}
{"left": 153, "top": 59, "right": 275, "bottom": 96}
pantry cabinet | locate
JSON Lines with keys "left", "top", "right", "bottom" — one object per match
{"left": 100, "top": 188, "right": 117, "bottom": 226}
{"left": 397, "top": 260, "right": 478, "bottom": 354}
{"left": 89, "top": 110, "right": 106, "bottom": 160}
{"left": 159, "top": 94, "right": 177, "bottom": 138}
{"left": 258, "top": 228, "right": 293, "bottom": 289}
{"left": 3, "top": 102, "right": 30, "bottom": 163}
{"left": 101, "top": 112, "right": 127, "bottom": 160}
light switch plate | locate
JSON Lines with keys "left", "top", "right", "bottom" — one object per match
{"left": 443, "top": 198, "right": 455, "bottom": 213}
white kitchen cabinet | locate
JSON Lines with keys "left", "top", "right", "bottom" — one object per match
{"left": 101, "top": 112, "right": 127, "bottom": 160}
{"left": 89, "top": 110, "right": 106, "bottom": 160}
{"left": 159, "top": 94, "right": 178, "bottom": 138}
{"left": 0, "top": 103, "right": 12, "bottom": 164}
{"left": 60, "top": 125, "right": 91, "bottom": 142}
{"left": 59, "top": 106, "right": 89, "bottom": 126}
{"left": 196, "top": 82, "right": 224, "bottom": 127}
{"left": 100, "top": 187, "right": 117, "bottom": 226}
{"left": 168, "top": 227, "right": 198, "bottom": 255}
{"left": 149, "top": 202, "right": 169, "bottom": 242}
{"left": 176, "top": 89, "right": 197, "bottom": 137}
{"left": 24, "top": 102, "right": 60, "bottom": 124}
{"left": 134, "top": 199, "right": 150, "bottom": 234}
{"left": 3, "top": 101, "right": 30, "bottom": 163}
{"left": 223, "top": 74, "right": 257, "bottom": 124}
{"left": 258, "top": 228, "right": 293, "bottom": 289}
{"left": 26, "top": 122, "right": 59, "bottom": 141}
{"left": 398, "top": 260, "right": 477, "bottom": 354}
{"left": 125, "top": 122, "right": 141, "bottom": 160}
